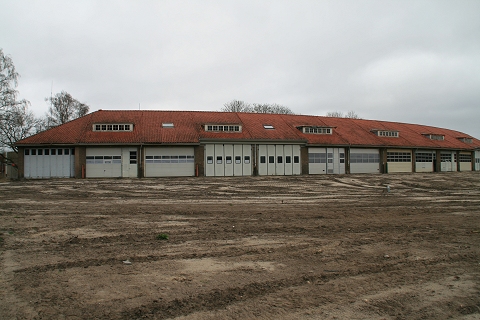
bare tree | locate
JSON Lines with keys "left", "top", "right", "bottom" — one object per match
{"left": 221, "top": 100, "right": 252, "bottom": 112}
{"left": 0, "top": 48, "right": 35, "bottom": 154}
{"left": 345, "top": 110, "right": 360, "bottom": 119}
{"left": 45, "top": 91, "right": 89, "bottom": 126}
{"left": 326, "top": 110, "right": 360, "bottom": 119}
{"left": 326, "top": 111, "right": 344, "bottom": 117}
{"left": 222, "top": 100, "right": 294, "bottom": 114}
{"left": 0, "top": 103, "right": 38, "bottom": 153}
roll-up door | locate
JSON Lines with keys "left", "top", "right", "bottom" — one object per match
{"left": 86, "top": 148, "right": 122, "bottom": 178}
{"left": 415, "top": 150, "right": 434, "bottom": 172}
{"left": 309, "top": 147, "right": 345, "bottom": 174}
{"left": 350, "top": 148, "right": 380, "bottom": 174}
{"left": 386, "top": 149, "right": 412, "bottom": 173}
{"left": 459, "top": 152, "right": 472, "bottom": 172}
{"left": 144, "top": 146, "right": 194, "bottom": 177}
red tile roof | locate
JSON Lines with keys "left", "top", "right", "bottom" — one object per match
{"left": 16, "top": 110, "right": 480, "bottom": 150}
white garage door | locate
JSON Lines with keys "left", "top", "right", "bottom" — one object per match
{"left": 86, "top": 148, "right": 122, "bottom": 178}
{"left": 350, "top": 148, "right": 380, "bottom": 174}
{"left": 476, "top": 151, "right": 480, "bottom": 171}
{"left": 24, "top": 148, "right": 74, "bottom": 178}
{"left": 415, "top": 150, "right": 435, "bottom": 173}
{"left": 440, "top": 152, "right": 457, "bottom": 172}
{"left": 257, "top": 144, "right": 301, "bottom": 176}
{"left": 205, "top": 144, "right": 252, "bottom": 177}
{"left": 308, "top": 147, "right": 345, "bottom": 174}
{"left": 145, "top": 147, "right": 194, "bottom": 177}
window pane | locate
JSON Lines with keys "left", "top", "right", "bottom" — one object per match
{"left": 268, "top": 156, "right": 274, "bottom": 163}
{"left": 285, "top": 156, "right": 291, "bottom": 163}
{"left": 64, "top": 149, "right": 69, "bottom": 155}
{"left": 294, "top": 156, "right": 299, "bottom": 163}
{"left": 260, "top": 156, "right": 266, "bottom": 164}
{"left": 58, "top": 149, "right": 62, "bottom": 155}
{"left": 245, "top": 156, "right": 250, "bottom": 164}
{"left": 38, "top": 149, "right": 43, "bottom": 155}
{"left": 277, "top": 156, "right": 283, "bottom": 163}
{"left": 207, "top": 156, "right": 213, "bottom": 164}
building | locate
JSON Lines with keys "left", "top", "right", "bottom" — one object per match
{"left": 14, "top": 110, "right": 480, "bottom": 179}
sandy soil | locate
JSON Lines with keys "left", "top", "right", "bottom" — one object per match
{"left": 1, "top": 172, "right": 479, "bottom": 319}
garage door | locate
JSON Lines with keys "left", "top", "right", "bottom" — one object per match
{"left": 24, "top": 148, "right": 74, "bottom": 178}
{"left": 440, "top": 152, "right": 456, "bottom": 172}
{"left": 350, "top": 148, "right": 380, "bottom": 174}
{"left": 86, "top": 148, "right": 122, "bottom": 178}
{"left": 387, "top": 149, "right": 412, "bottom": 173}
{"left": 257, "top": 144, "right": 301, "bottom": 176}
{"left": 415, "top": 150, "right": 435, "bottom": 173}
{"left": 476, "top": 151, "right": 480, "bottom": 171}
{"left": 459, "top": 152, "right": 472, "bottom": 171}
{"left": 205, "top": 144, "right": 252, "bottom": 177}
{"left": 145, "top": 147, "right": 194, "bottom": 177}
{"left": 308, "top": 147, "right": 345, "bottom": 174}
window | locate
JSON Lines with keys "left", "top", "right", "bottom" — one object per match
{"left": 226, "top": 156, "right": 232, "bottom": 164}
{"left": 373, "top": 130, "right": 399, "bottom": 137}
{"left": 24, "top": 149, "right": 30, "bottom": 155}
{"left": 260, "top": 156, "right": 266, "bottom": 164}
{"left": 44, "top": 149, "right": 49, "bottom": 156}
{"left": 207, "top": 156, "right": 213, "bottom": 164}
{"left": 162, "top": 123, "right": 174, "bottom": 128}
{"left": 205, "top": 124, "right": 242, "bottom": 132}
{"left": 235, "top": 156, "right": 241, "bottom": 164}
{"left": 308, "top": 153, "right": 326, "bottom": 163}
{"left": 38, "top": 149, "right": 43, "bottom": 155}
{"left": 58, "top": 149, "right": 63, "bottom": 155}
{"left": 387, "top": 152, "right": 411, "bottom": 162}
{"left": 302, "top": 127, "right": 332, "bottom": 134}
{"left": 64, "top": 149, "right": 70, "bottom": 155}
{"left": 459, "top": 154, "right": 472, "bottom": 162}
{"left": 244, "top": 156, "right": 251, "bottom": 164}
{"left": 93, "top": 123, "right": 133, "bottom": 131}
{"left": 130, "top": 151, "right": 137, "bottom": 164}
{"left": 350, "top": 153, "right": 380, "bottom": 163}
{"left": 277, "top": 156, "right": 283, "bottom": 163}
{"left": 415, "top": 152, "right": 433, "bottom": 162}
{"left": 216, "top": 156, "right": 222, "bottom": 164}
{"left": 51, "top": 149, "right": 56, "bottom": 155}
{"left": 268, "top": 156, "right": 275, "bottom": 163}
{"left": 263, "top": 125, "right": 275, "bottom": 129}
{"left": 285, "top": 156, "right": 291, "bottom": 163}
{"left": 31, "top": 149, "right": 36, "bottom": 155}
{"left": 441, "top": 153, "right": 452, "bottom": 162}
{"left": 423, "top": 134, "right": 444, "bottom": 141}
{"left": 294, "top": 156, "right": 299, "bottom": 163}
{"left": 458, "top": 138, "right": 473, "bottom": 144}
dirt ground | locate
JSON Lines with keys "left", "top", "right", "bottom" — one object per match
{"left": 1, "top": 172, "right": 479, "bottom": 320}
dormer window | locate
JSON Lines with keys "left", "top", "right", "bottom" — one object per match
{"left": 458, "top": 137, "right": 473, "bottom": 144}
{"left": 263, "top": 125, "right": 275, "bottom": 129}
{"left": 93, "top": 123, "right": 133, "bottom": 131}
{"left": 372, "top": 130, "right": 399, "bottom": 138}
{"left": 423, "top": 134, "right": 444, "bottom": 141}
{"left": 162, "top": 123, "right": 174, "bottom": 128}
{"left": 301, "top": 126, "right": 332, "bottom": 134}
{"left": 205, "top": 124, "right": 241, "bottom": 132}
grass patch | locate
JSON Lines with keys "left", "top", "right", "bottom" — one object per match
{"left": 156, "top": 233, "right": 169, "bottom": 240}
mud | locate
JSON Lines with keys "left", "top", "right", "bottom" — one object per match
{"left": 1, "top": 172, "right": 479, "bottom": 319}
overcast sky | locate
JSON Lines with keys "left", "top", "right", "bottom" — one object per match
{"left": 2, "top": 0, "right": 479, "bottom": 138}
